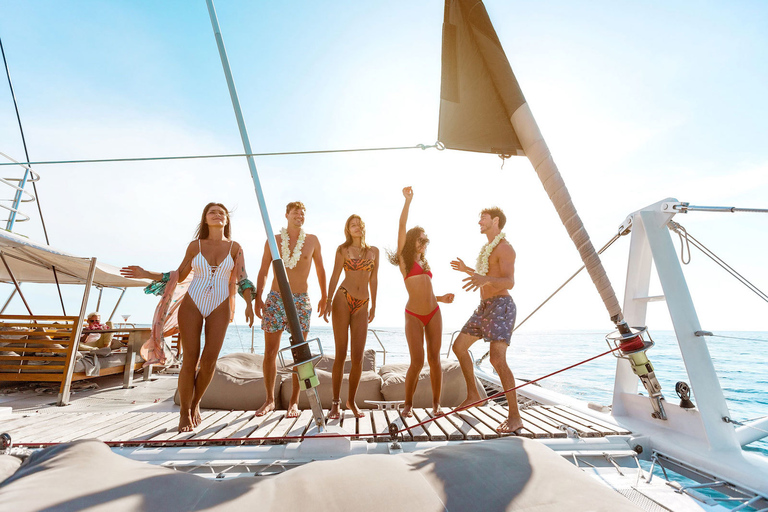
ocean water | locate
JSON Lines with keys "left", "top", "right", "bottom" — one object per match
{"left": 217, "top": 324, "right": 768, "bottom": 456}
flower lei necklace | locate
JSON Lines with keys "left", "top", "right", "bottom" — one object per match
{"left": 475, "top": 232, "right": 505, "bottom": 276}
{"left": 281, "top": 228, "right": 306, "bottom": 269}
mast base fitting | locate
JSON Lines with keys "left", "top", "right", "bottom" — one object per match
{"left": 278, "top": 337, "right": 323, "bottom": 371}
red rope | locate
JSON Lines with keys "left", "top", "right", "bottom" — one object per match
{"left": 13, "top": 346, "right": 622, "bottom": 448}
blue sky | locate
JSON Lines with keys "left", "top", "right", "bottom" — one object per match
{"left": 1, "top": 0, "right": 766, "bottom": 332}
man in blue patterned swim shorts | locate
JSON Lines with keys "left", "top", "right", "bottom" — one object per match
{"left": 450, "top": 206, "right": 524, "bottom": 435}
{"left": 253, "top": 201, "right": 327, "bottom": 418}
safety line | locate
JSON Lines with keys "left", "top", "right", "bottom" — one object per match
{"left": 0, "top": 143, "right": 442, "bottom": 167}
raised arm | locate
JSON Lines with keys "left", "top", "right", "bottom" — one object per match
{"left": 312, "top": 236, "right": 328, "bottom": 317}
{"left": 450, "top": 257, "right": 475, "bottom": 275}
{"left": 396, "top": 186, "right": 413, "bottom": 275}
{"left": 323, "top": 246, "right": 345, "bottom": 322}
{"left": 368, "top": 246, "right": 380, "bottom": 323}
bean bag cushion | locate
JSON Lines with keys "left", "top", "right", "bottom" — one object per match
{"left": 379, "top": 360, "right": 487, "bottom": 407}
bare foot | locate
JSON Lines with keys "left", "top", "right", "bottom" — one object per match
{"left": 457, "top": 393, "right": 483, "bottom": 411}
{"left": 432, "top": 404, "right": 442, "bottom": 416}
{"left": 496, "top": 417, "right": 524, "bottom": 435}
{"left": 402, "top": 404, "right": 413, "bottom": 418}
{"left": 178, "top": 411, "right": 194, "bottom": 432}
{"left": 346, "top": 400, "right": 365, "bottom": 418}
{"left": 286, "top": 402, "right": 300, "bottom": 418}
{"left": 255, "top": 400, "right": 276, "bottom": 417}
{"left": 192, "top": 405, "right": 202, "bottom": 427}
{"left": 328, "top": 400, "right": 341, "bottom": 420}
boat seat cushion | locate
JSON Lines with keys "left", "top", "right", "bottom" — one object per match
{"left": 0, "top": 438, "right": 645, "bottom": 511}
{"left": 174, "top": 352, "right": 283, "bottom": 410}
{"left": 313, "top": 348, "right": 377, "bottom": 373}
{"left": 379, "top": 360, "right": 487, "bottom": 407}
{"left": 0, "top": 454, "right": 22, "bottom": 484}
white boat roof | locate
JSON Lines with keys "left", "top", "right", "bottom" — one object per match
{"left": 0, "top": 229, "right": 149, "bottom": 288}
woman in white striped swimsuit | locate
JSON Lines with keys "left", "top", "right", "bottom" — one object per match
{"left": 122, "top": 203, "right": 255, "bottom": 432}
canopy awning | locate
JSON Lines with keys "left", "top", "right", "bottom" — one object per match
{"left": 0, "top": 230, "right": 150, "bottom": 288}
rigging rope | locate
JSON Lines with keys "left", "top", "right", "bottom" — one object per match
{"left": 668, "top": 221, "right": 768, "bottom": 303}
{"left": 0, "top": 143, "right": 443, "bottom": 168}
{"left": 10, "top": 344, "right": 622, "bottom": 448}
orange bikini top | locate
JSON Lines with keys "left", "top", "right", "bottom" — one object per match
{"left": 344, "top": 258, "right": 375, "bottom": 272}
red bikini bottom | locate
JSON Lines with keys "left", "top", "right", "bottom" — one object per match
{"left": 405, "top": 305, "right": 439, "bottom": 326}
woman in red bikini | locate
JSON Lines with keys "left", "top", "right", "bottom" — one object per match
{"left": 389, "top": 187, "right": 454, "bottom": 417}
{"left": 324, "top": 214, "right": 380, "bottom": 419}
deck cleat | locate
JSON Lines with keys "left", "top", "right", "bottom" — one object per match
{"left": 607, "top": 323, "right": 667, "bottom": 420}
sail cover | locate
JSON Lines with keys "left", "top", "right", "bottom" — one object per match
{"left": 438, "top": 0, "right": 526, "bottom": 155}
{"left": 438, "top": 0, "right": 624, "bottom": 323}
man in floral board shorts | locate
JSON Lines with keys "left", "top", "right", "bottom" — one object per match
{"left": 450, "top": 206, "right": 524, "bottom": 435}
{"left": 253, "top": 201, "right": 327, "bottom": 418}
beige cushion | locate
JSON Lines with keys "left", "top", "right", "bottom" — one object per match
{"left": 313, "top": 348, "right": 377, "bottom": 373}
{"left": 281, "top": 368, "right": 383, "bottom": 410}
{"left": 174, "top": 353, "right": 282, "bottom": 410}
{"left": 379, "top": 360, "right": 487, "bottom": 407}
{"left": 0, "top": 455, "right": 22, "bottom": 484}
{"left": 0, "top": 439, "right": 644, "bottom": 511}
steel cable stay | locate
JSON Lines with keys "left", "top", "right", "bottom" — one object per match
{"left": 0, "top": 142, "right": 445, "bottom": 168}
{"left": 668, "top": 220, "right": 768, "bottom": 303}
{"left": 14, "top": 344, "right": 622, "bottom": 447}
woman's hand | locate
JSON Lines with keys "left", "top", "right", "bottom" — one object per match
{"left": 120, "top": 265, "right": 149, "bottom": 280}
{"left": 450, "top": 257, "right": 473, "bottom": 274}
{"left": 438, "top": 293, "right": 455, "bottom": 304}
{"left": 402, "top": 186, "right": 413, "bottom": 201}
{"left": 368, "top": 304, "right": 376, "bottom": 323}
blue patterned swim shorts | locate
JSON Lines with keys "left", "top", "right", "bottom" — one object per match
{"left": 261, "top": 291, "right": 311, "bottom": 334}
{"left": 461, "top": 295, "right": 516, "bottom": 345}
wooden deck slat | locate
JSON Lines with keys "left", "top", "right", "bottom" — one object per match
{"left": 41, "top": 413, "right": 122, "bottom": 443}
{"left": 173, "top": 410, "right": 232, "bottom": 441}
{"left": 211, "top": 411, "right": 255, "bottom": 440}
{"left": 397, "top": 409, "right": 429, "bottom": 441}
{"left": 103, "top": 412, "right": 177, "bottom": 442}
{"left": 370, "top": 410, "right": 391, "bottom": 442}
{"left": 285, "top": 410, "right": 314, "bottom": 442}
{"left": 551, "top": 406, "right": 631, "bottom": 435}
{"left": 81, "top": 412, "right": 148, "bottom": 441}
{"left": 152, "top": 410, "right": 219, "bottom": 441}
{"left": 477, "top": 405, "right": 546, "bottom": 438}
{"left": 521, "top": 407, "right": 573, "bottom": 437}
{"left": 219, "top": 412, "right": 272, "bottom": 440}
{"left": 8, "top": 414, "right": 83, "bottom": 439}
{"left": 518, "top": 409, "right": 566, "bottom": 438}
{"left": 265, "top": 413, "right": 300, "bottom": 443}
{"left": 190, "top": 411, "right": 246, "bottom": 440}
{"left": 430, "top": 410, "right": 466, "bottom": 440}
{"left": 411, "top": 408, "right": 445, "bottom": 441}
{"left": 133, "top": 413, "right": 181, "bottom": 441}
{"left": 536, "top": 407, "right": 603, "bottom": 437}
{"left": 247, "top": 411, "right": 283, "bottom": 441}
{"left": 448, "top": 408, "right": 498, "bottom": 440}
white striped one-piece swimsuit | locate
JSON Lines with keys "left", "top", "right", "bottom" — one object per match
{"left": 187, "top": 240, "right": 235, "bottom": 318}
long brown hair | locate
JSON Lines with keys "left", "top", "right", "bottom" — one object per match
{"left": 340, "top": 214, "right": 370, "bottom": 252}
{"left": 387, "top": 226, "right": 429, "bottom": 274}
{"left": 195, "top": 202, "right": 231, "bottom": 240}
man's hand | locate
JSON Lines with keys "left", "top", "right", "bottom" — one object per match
{"left": 450, "top": 257, "right": 473, "bottom": 274}
{"left": 254, "top": 296, "right": 264, "bottom": 319}
{"left": 318, "top": 297, "right": 328, "bottom": 318}
{"left": 244, "top": 302, "right": 255, "bottom": 327}
{"left": 462, "top": 273, "right": 491, "bottom": 292}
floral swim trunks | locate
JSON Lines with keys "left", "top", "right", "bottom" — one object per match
{"left": 261, "top": 291, "right": 311, "bottom": 334}
{"left": 460, "top": 295, "right": 516, "bottom": 345}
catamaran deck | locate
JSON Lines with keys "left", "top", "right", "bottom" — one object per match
{"left": 0, "top": 372, "right": 629, "bottom": 447}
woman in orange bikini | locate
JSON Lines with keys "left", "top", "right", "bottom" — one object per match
{"left": 324, "top": 214, "right": 379, "bottom": 419}
{"left": 388, "top": 187, "right": 454, "bottom": 417}
{"left": 121, "top": 203, "right": 254, "bottom": 432}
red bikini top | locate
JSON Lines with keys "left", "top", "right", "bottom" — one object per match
{"left": 405, "top": 260, "right": 432, "bottom": 280}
